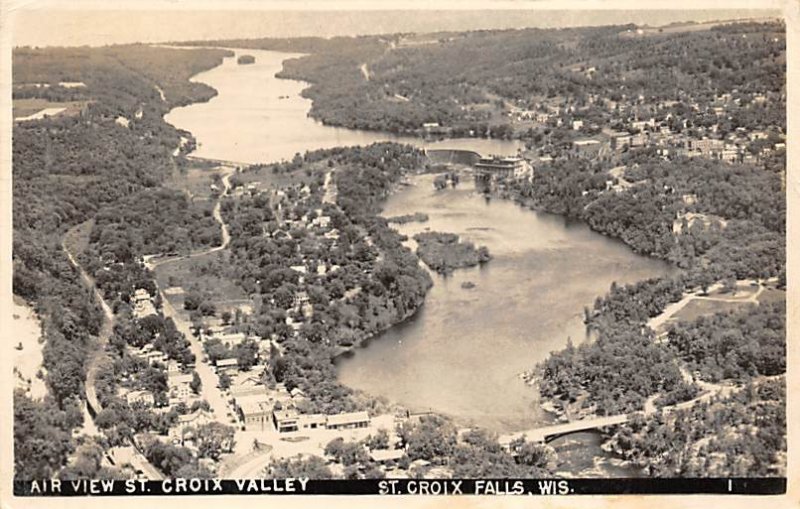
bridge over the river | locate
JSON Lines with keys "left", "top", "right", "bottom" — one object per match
{"left": 500, "top": 413, "right": 631, "bottom": 445}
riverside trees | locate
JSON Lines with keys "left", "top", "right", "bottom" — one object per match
{"left": 12, "top": 44, "right": 230, "bottom": 479}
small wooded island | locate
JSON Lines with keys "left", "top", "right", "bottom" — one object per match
{"left": 387, "top": 212, "right": 429, "bottom": 224}
{"left": 237, "top": 54, "right": 256, "bottom": 65}
{"left": 413, "top": 231, "right": 491, "bottom": 275}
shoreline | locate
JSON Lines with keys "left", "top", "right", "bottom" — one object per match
{"left": 161, "top": 46, "right": 676, "bottom": 463}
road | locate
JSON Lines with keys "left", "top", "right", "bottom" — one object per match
{"left": 62, "top": 226, "right": 164, "bottom": 479}
{"left": 148, "top": 165, "right": 235, "bottom": 421}
{"left": 646, "top": 279, "right": 765, "bottom": 333}
{"left": 160, "top": 296, "right": 231, "bottom": 422}
{"left": 146, "top": 167, "right": 234, "bottom": 270}
{"left": 500, "top": 373, "right": 780, "bottom": 445}
{"left": 61, "top": 230, "right": 114, "bottom": 427}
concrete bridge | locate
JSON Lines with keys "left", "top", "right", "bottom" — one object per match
{"left": 500, "top": 413, "right": 631, "bottom": 445}
{"left": 425, "top": 148, "right": 482, "bottom": 166}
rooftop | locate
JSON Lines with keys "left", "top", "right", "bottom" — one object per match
{"left": 327, "top": 411, "right": 370, "bottom": 426}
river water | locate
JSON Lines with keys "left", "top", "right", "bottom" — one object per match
{"left": 165, "top": 47, "right": 670, "bottom": 476}
{"left": 165, "top": 48, "right": 523, "bottom": 164}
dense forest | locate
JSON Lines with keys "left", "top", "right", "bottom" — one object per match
{"left": 532, "top": 151, "right": 785, "bottom": 418}
{"left": 12, "top": 45, "right": 230, "bottom": 479}
{"left": 217, "top": 143, "right": 432, "bottom": 414}
{"left": 666, "top": 301, "right": 785, "bottom": 382}
{"left": 188, "top": 22, "right": 784, "bottom": 137}
{"left": 607, "top": 378, "right": 785, "bottom": 477}
{"left": 13, "top": 20, "right": 786, "bottom": 481}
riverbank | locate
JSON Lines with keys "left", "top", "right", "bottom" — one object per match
{"left": 160, "top": 45, "right": 675, "bottom": 473}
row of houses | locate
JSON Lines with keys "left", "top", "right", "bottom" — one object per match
{"left": 271, "top": 409, "right": 371, "bottom": 434}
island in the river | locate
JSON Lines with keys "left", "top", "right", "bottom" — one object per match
{"left": 413, "top": 231, "right": 491, "bottom": 275}
{"left": 387, "top": 212, "right": 429, "bottom": 224}
{"left": 237, "top": 54, "right": 256, "bottom": 65}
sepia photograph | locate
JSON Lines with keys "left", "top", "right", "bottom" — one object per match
{"left": 2, "top": 0, "right": 796, "bottom": 504}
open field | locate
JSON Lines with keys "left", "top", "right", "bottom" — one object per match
{"left": 238, "top": 162, "right": 328, "bottom": 190}
{"left": 154, "top": 250, "right": 251, "bottom": 314}
{"left": 166, "top": 165, "right": 226, "bottom": 201}
{"left": 756, "top": 286, "right": 786, "bottom": 306}
{"left": 12, "top": 98, "right": 88, "bottom": 120}
{"left": 668, "top": 299, "right": 755, "bottom": 325}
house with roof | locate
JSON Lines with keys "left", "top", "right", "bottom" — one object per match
{"left": 132, "top": 288, "right": 156, "bottom": 318}
{"left": 230, "top": 372, "right": 267, "bottom": 401}
{"left": 370, "top": 448, "right": 405, "bottom": 464}
{"left": 168, "top": 373, "right": 194, "bottom": 402}
{"left": 169, "top": 409, "right": 215, "bottom": 440}
{"left": 239, "top": 399, "right": 272, "bottom": 431}
{"left": 216, "top": 331, "right": 247, "bottom": 347}
{"left": 126, "top": 389, "right": 155, "bottom": 407}
{"left": 215, "top": 358, "right": 239, "bottom": 373}
{"left": 326, "top": 411, "right": 370, "bottom": 430}
{"left": 132, "top": 344, "right": 167, "bottom": 366}
{"left": 272, "top": 408, "right": 300, "bottom": 433}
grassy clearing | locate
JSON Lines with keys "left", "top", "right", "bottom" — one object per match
{"left": 62, "top": 219, "right": 94, "bottom": 258}
{"left": 670, "top": 299, "right": 755, "bottom": 325}
{"left": 757, "top": 287, "right": 786, "bottom": 306}
{"left": 154, "top": 250, "right": 251, "bottom": 311}
{"left": 166, "top": 164, "right": 225, "bottom": 201}
{"left": 237, "top": 162, "right": 329, "bottom": 190}
{"left": 12, "top": 98, "right": 89, "bottom": 119}
{"left": 706, "top": 283, "right": 759, "bottom": 300}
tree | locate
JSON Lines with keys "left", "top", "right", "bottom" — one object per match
{"left": 13, "top": 392, "right": 74, "bottom": 480}
{"left": 235, "top": 339, "right": 259, "bottom": 371}
{"left": 195, "top": 422, "right": 236, "bottom": 460}
{"left": 221, "top": 311, "right": 232, "bottom": 325}
{"left": 218, "top": 373, "right": 232, "bottom": 390}
{"left": 365, "top": 428, "right": 391, "bottom": 450}
{"left": 516, "top": 441, "right": 553, "bottom": 470}
{"left": 268, "top": 455, "right": 335, "bottom": 479}
{"left": 190, "top": 371, "right": 202, "bottom": 394}
{"left": 398, "top": 415, "right": 457, "bottom": 462}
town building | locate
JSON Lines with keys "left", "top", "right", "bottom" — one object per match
{"left": 474, "top": 156, "right": 525, "bottom": 180}
{"left": 272, "top": 408, "right": 300, "bottom": 433}
{"left": 132, "top": 344, "right": 167, "bottom": 366}
{"left": 240, "top": 400, "right": 273, "bottom": 431}
{"left": 573, "top": 139, "right": 602, "bottom": 157}
{"left": 132, "top": 288, "right": 156, "bottom": 318}
{"left": 126, "top": 389, "right": 155, "bottom": 407}
{"left": 326, "top": 411, "right": 371, "bottom": 430}
{"left": 168, "top": 373, "right": 194, "bottom": 402}
{"left": 215, "top": 358, "right": 239, "bottom": 373}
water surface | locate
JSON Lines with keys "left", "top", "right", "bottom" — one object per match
{"left": 165, "top": 48, "right": 674, "bottom": 475}
{"left": 336, "top": 175, "right": 674, "bottom": 432}
{"left": 166, "top": 48, "right": 523, "bottom": 164}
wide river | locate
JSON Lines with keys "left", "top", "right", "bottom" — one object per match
{"left": 166, "top": 47, "right": 673, "bottom": 476}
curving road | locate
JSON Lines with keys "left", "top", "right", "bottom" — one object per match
{"left": 146, "top": 167, "right": 234, "bottom": 271}
{"left": 62, "top": 228, "right": 164, "bottom": 479}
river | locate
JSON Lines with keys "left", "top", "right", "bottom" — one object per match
{"left": 165, "top": 48, "right": 523, "bottom": 164}
{"left": 165, "top": 47, "right": 671, "bottom": 476}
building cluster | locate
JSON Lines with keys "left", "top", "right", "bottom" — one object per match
{"left": 132, "top": 288, "right": 156, "bottom": 318}
{"left": 220, "top": 363, "right": 372, "bottom": 434}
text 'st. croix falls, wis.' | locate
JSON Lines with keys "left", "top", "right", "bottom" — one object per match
{"left": 6, "top": 3, "right": 791, "bottom": 500}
